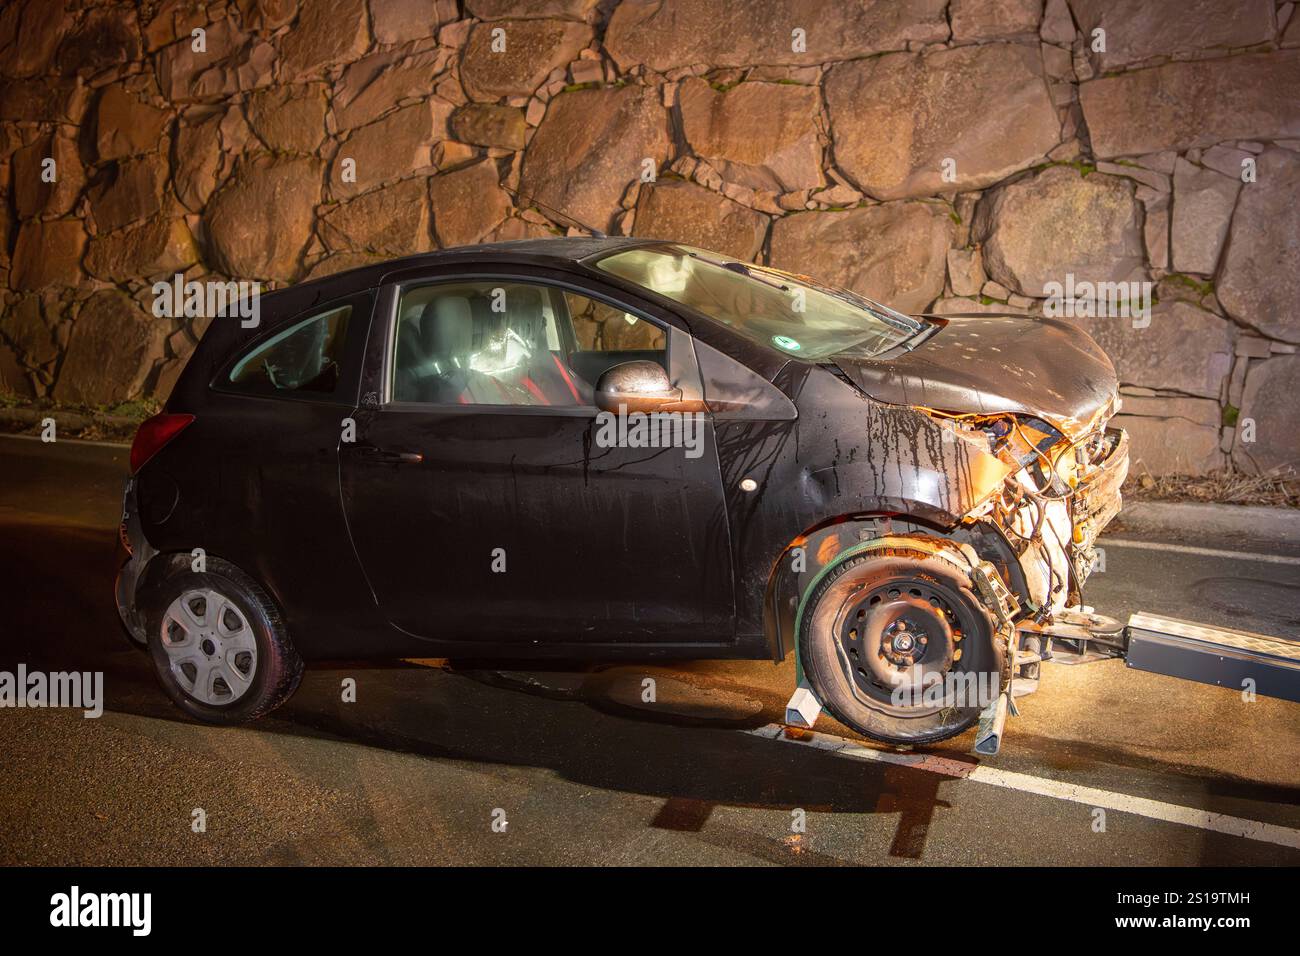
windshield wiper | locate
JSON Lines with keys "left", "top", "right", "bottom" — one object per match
{"left": 690, "top": 252, "right": 792, "bottom": 291}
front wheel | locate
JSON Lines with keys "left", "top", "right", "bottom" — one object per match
{"left": 799, "top": 550, "right": 1005, "bottom": 746}
{"left": 144, "top": 557, "right": 303, "bottom": 724}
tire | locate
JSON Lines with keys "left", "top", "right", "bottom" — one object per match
{"left": 798, "top": 550, "right": 1004, "bottom": 746}
{"left": 143, "top": 556, "right": 303, "bottom": 724}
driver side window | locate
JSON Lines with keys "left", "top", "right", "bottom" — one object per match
{"left": 389, "top": 281, "right": 667, "bottom": 407}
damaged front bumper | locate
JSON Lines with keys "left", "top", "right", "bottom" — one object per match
{"left": 937, "top": 406, "right": 1128, "bottom": 620}
{"left": 1071, "top": 426, "right": 1129, "bottom": 572}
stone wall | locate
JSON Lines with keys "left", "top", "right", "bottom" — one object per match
{"left": 1, "top": 0, "right": 1297, "bottom": 476}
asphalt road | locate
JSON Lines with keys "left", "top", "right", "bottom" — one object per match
{"left": 1, "top": 433, "right": 1298, "bottom": 866}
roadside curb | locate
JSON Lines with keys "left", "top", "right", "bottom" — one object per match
{"left": 1115, "top": 501, "right": 1300, "bottom": 546}
{"left": 0, "top": 406, "right": 140, "bottom": 442}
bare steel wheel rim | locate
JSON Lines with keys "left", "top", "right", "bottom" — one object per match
{"left": 814, "top": 568, "right": 988, "bottom": 719}
{"left": 160, "top": 588, "right": 258, "bottom": 706}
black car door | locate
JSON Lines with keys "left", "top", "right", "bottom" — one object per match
{"left": 196, "top": 289, "right": 384, "bottom": 655}
{"left": 339, "top": 266, "right": 736, "bottom": 650}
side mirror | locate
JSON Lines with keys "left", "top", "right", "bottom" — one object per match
{"left": 594, "top": 360, "right": 682, "bottom": 414}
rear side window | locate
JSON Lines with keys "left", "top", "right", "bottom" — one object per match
{"left": 228, "top": 304, "right": 352, "bottom": 396}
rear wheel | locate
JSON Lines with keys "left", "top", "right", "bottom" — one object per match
{"left": 799, "top": 550, "right": 1005, "bottom": 745}
{"left": 145, "top": 557, "right": 303, "bottom": 724}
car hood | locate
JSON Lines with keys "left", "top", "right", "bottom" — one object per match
{"left": 830, "top": 312, "right": 1119, "bottom": 438}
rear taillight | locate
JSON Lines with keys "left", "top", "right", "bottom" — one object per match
{"left": 130, "top": 413, "right": 195, "bottom": 474}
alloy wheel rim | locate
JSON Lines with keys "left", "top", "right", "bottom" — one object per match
{"left": 160, "top": 588, "right": 257, "bottom": 705}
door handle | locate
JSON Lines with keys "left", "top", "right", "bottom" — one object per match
{"left": 355, "top": 444, "right": 423, "bottom": 464}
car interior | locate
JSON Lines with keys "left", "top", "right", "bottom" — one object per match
{"left": 390, "top": 282, "right": 666, "bottom": 407}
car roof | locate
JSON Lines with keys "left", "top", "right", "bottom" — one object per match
{"left": 293, "top": 236, "right": 661, "bottom": 296}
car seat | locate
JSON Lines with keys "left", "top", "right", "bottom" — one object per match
{"left": 419, "top": 295, "right": 476, "bottom": 403}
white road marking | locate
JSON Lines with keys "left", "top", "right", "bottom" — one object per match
{"left": 1103, "top": 537, "right": 1300, "bottom": 567}
{"left": 747, "top": 723, "right": 1300, "bottom": 850}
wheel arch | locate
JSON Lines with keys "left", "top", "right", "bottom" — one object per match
{"left": 132, "top": 550, "right": 289, "bottom": 629}
{"left": 762, "top": 510, "right": 966, "bottom": 663}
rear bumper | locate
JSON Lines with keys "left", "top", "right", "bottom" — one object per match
{"left": 115, "top": 476, "right": 156, "bottom": 646}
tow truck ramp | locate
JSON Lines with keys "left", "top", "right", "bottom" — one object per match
{"left": 1125, "top": 612, "right": 1300, "bottom": 704}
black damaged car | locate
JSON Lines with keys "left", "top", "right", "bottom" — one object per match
{"left": 116, "top": 237, "right": 1128, "bottom": 746}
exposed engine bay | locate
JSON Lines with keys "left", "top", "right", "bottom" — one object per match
{"left": 922, "top": 399, "right": 1129, "bottom": 622}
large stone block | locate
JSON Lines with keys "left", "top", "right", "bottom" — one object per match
{"left": 1217, "top": 148, "right": 1300, "bottom": 344}
{"left": 825, "top": 44, "right": 1059, "bottom": 200}
{"left": 459, "top": 19, "right": 591, "bottom": 102}
{"left": 1067, "top": 301, "right": 1232, "bottom": 398}
{"left": 519, "top": 85, "right": 671, "bottom": 235}
{"left": 88, "top": 154, "right": 168, "bottom": 233}
{"left": 246, "top": 83, "right": 327, "bottom": 153}
{"left": 13, "top": 132, "right": 84, "bottom": 219}
{"left": 677, "top": 78, "right": 823, "bottom": 193}
{"left": 234, "top": 0, "right": 298, "bottom": 33}
{"left": 1115, "top": 398, "right": 1225, "bottom": 475}
{"left": 142, "top": 0, "right": 209, "bottom": 52}
{"left": 1169, "top": 158, "right": 1239, "bottom": 276}
{"left": 95, "top": 83, "right": 170, "bottom": 161}
{"left": 929, "top": 296, "right": 1032, "bottom": 315}
{"left": 0, "top": 295, "right": 58, "bottom": 367}
{"left": 333, "top": 46, "right": 451, "bottom": 131}
{"left": 950, "top": 0, "right": 1041, "bottom": 41}
{"left": 330, "top": 99, "right": 452, "bottom": 199}
{"left": 11, "top": 219, "right": 86, "bottom": 290}
{"left": 174, "top": 109, "right": 224, "bottom": 212}
{"left": 371, "top": 0, "right": 456, "bottom": 45}
{"left": 973, "top": 165, "right": 1146, "bottom": 297}
{"left": 55, "top": 7, "right": 141, "bottom": 79}
{"left": 0, "top": 76, "right": 84, "bottom": 123}
{"left": 280, "top": 0, "right": 368, "bottom": 76}
{"left": 0, "top": 0, "right": 68, "bottom": 78}
{"left": 1080, "top": 52, "right": 1300, "bottom": 158}
{"left": 946, "top": 247, "right": 986, "bottom": 298}
{"left": 605, "top": 0, "right": 948, "bottom": 71}
{"left": 319, "top": 177, "right": 433, "bottom": 256}
{"left": 155, "top": 19, "right": 275, "bottom": 102}
{"left": 0, "top": 339, "right": 35, "bottom": 397}
{"left": 53, "top": 290, "right": 167, "bottom": 405}
{"left": 633, "top": 180, "right": 769, "bottom": 262}
{"left": 450, "top": 104, "right": 526, "bottom": 150}
{"left": 768, "top": 202, "right": 954, "bottom": 315}
{"left": 1234, "top": 354, "right": 1300, "bottom": 474}
{"left": 428, "top": 160, "right": 511, "bottom": 248}
{"left": 85, "top": 217, "right": 198, "bottom": 283}
{"left": 1069, "top": 0, "right": 1275, "bottom": 72}
{"left": 206, "top": 154, "right": 321, "bottom": 281}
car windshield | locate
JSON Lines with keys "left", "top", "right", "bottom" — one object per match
{"left": 593, "top": 244, "right": 926, "bottom": 360}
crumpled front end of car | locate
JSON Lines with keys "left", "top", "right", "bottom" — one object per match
{"left": 924, "top": 398, "right": 1129, "bottom": 620}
